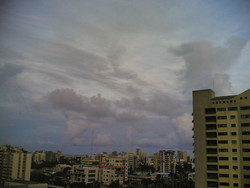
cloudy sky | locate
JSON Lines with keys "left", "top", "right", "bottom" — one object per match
{"left": 0, "top": 0, "right": 249, "bottom": 155}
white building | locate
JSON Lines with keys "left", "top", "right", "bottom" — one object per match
{"left": 71, "top": 165, "right": 98, "bottom": 184}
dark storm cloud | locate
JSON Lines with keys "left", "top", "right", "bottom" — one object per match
{"left": 46, "top": 89, "right": 114, "bottom": 118}
{"left": 170, "top": 37, "right": 248, "bottom": 95}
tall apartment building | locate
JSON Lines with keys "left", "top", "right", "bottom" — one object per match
{"left": 177, "top": 151, "right": 188, "bottom": 163}
{"left": 0, "top": 145, "right": 31, "bottom": 182}
{"left": 154, "top": 150, "right": 176, "bottom": 174}
{"left": 193, "top": 89, "right": 250, "bottom": 188}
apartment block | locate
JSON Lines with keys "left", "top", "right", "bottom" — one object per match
{"left": 70, "top": 165, "right": 98, "bottom": 184}
{"left": 99, "top": 165, "right": 127, "bottom": 185}
{"left": 105, "top": 157, "right": 128, "bottom": 184}
{"left": 153, "top": 150, "right": 176, "bottom": 174}
{"left": 0, "top": 145, "right": 31, "bottom": 181}
{"left": 193, "top": 89, "right": 250, "bottom": 188}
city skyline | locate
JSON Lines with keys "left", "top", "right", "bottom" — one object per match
{"left": 0, "top": 0, "right": 250, "bottom": 155}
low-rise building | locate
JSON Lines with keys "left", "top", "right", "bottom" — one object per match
{"left": 70, "top": 165, "right": 98, "bottom": 184}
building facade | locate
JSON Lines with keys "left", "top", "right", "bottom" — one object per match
{"left": 193, "top": 89, "right": 250, "bottom": 188}
{"left": 0, "top": 145, "right": 31, "bottom": 182}
{"left": 71, "top": 165, "right": 98, "bottom": 184}
{"left": 153, "top": 150, "right": 176, "bottom": 174}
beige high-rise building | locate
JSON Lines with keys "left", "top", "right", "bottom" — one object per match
{"left": 154, "top": 150, "right": 176, "bottom": 174}
{"left": 0, "top": 145, "right": 31, "bottom": 181}
{"left": 193, "top": 89, "right": 250, "bottom": 188}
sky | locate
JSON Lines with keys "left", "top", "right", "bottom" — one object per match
{"left": 0, "top": 0, "right": 250, "bottom": 156}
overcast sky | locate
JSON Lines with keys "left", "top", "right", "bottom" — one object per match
{"left": 0, "top": 0, "right": 250, "bottom": 155}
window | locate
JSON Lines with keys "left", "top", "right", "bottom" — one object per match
{"left": 242, "top": 140, "right": 250, "bottom": 144}
{"left": 206, "top": 116, "right": 216, "bottom": 122}
{"left": 243, "top": 149, "right": 250, "bottom": 152}
{"left": 233, "top": 174, "right": 238, "bottom": 178}
{"left": 218, "top": 124, "right": 227, "bottom": 128}
{"left": 242, "top": 131, "right": 250, "bottom": 135}
{"left": 243, "top": 157, "right": 250, "bottom": 161}
{"left": 219, "top": 174, "right": 229, "bottom": 177}
{"left": 231, "top": 124, "right": 236, "bottom": 127}
{"left": 232, "top": 140, "right": 237, "bottom": 144}
{"left": 217, "top": 116, "right": 227, "bottom": 120}
{"left": 219, "top": 149, "right": 228, "bottom": 152}
{"left": 206, "top": 132, "right": 217, "bottom": 138}
{"left": 242, "top": 123, "right": 250, "bottom": 127}
{"left": 241, "top": 114, "right": 250, "bottom": 119}
{"left": 206, "top": 148, "right": 217, "bottom": 154}
{"left": 233, "top": 166, "right": 238, "bottom": 170}
{"left": 232, "top": 149, "right": 237, "bottom": 153}
{"left": 207, "top": 157, "right": 217, "bottom": 162}
{"left": 218, "top": 140, "right": 228, "bottom": 144}
{"left": 233, "top": 183, "right": 239, "bottom": 187}
{"left": 244, "top": 175, "right": 250, "bottom": 179}
{"left": 232, "top": 157, "right": 237, "bottom": 161}
{"left": 207, "top": 165, "right": 218, "bottom": 171}
{"left": 218, "top": 132, "right": 227, "bottom": 136}
{"left": 240, "top": 106, "right": 250, "bottom": 110}
{"left": 207, "top": 173, "right": 218, "bottom": 179}
{"left": 243, "top": 166, "right": 250, "bottom": 170}
{"left": 207, "top": 181, "right": 218, "bottom": 187}
{"left": 217, "top": 107, "right": 226, "bottom": 111}
{"left": 244, "top": 184, "right": 250, "bottom": 187}
{"left": 231, "top": 132, "right": 237, "bottom": 136}
{"left": 219, "top": 157, "right": 228, "bottom": 161}
{"left": 228, "top": 107, "right": 237, "bottom": 111}
{"left": 207, "top": 140, "right": 217, "bottom": 146}
{"left": 220, "top": 182, "right": 229, "bottom": 186}
{"left": 219, "top": 165, "right": 229, "bottom": 169}
{"left": 206, "top": 124, "right": 216, "bottom": 130}
{"left": 230, "top": 115, "right": 236, "bottom": 119}
{"left": 205, "top": 108, "right": 216, "bottom": 114}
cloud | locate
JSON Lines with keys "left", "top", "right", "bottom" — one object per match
{"left": 65, "top": 118, "right": 102, "bottom": 145}
{"left": 171, "top": 113, "right": 193, "bottom": 145}
{"left": 44, "top": 88, "right": 187, "bottom": 123}
{"left": 45, "top": 89, "right": 114, "bottom": 118}
{"left": 170, "top": 37, "right": 248, "bottom": 93}
{"left": 213, "top": 74, "right": 232, "bottom": 96}
{"left": 0, "top": 63, "right": 23, "bottom": 86}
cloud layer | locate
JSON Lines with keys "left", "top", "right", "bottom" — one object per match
{"left": 0, "top": 0, "right": 249, "bottom": 155}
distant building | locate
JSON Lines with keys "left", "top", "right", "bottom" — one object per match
{"left": 127, "top": 152, "right": 136, "bottom": 171}
{"left": 70, "top": 155, "right": 128, "bottom": 186}
{"left": 32, "top": 150, "right": 62, "bottom": 164}
{"left": 188, "top": 172, "right": 195, "bottom": 181}
{"left": 107, "top": 157, "right": 128, "bottom": 183}
{"left": 99, "top": 165, "right": 127, "bottom": 185}
{"left": 32, "top": 151, "right": 46, "bottom": 164}
{"left": 0, "top": 145, "right": 31, "bottom": 182}
{"left": 193, "top": 89, "right": 250, "bottom": 188}
{"left": 153, "top": 150, "right": 176, "bottom": 174}
{"left": 70, "top": 165, "right": 98, "bottom": 184}
{"left": 176, "top": 151, "right": 187, "bottom": 163}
